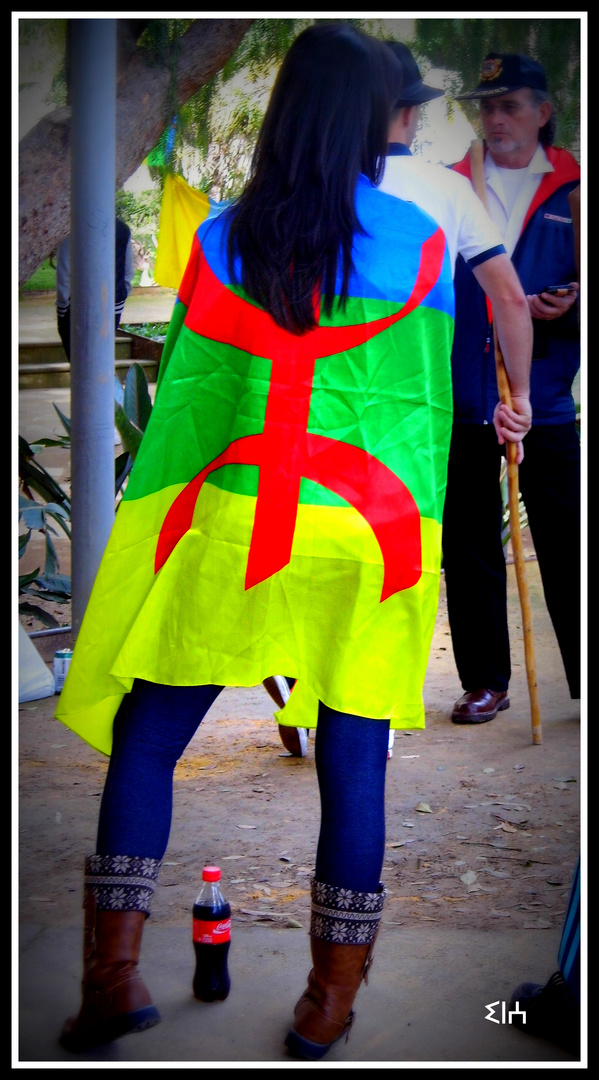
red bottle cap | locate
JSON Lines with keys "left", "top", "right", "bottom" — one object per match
{"left": 202, "top": 866, "right": 221, "bottom": 881}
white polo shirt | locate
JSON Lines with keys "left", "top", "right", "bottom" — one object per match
{"left": 379, "top": 144, "right": 505, "bottom": 275}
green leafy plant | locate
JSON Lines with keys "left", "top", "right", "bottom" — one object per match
{"left": 120, "top": 322, "right": 169, "bottom": 342}
{"left": 19, "top": 364, "right": 155, "bottom": 624}
{"left": 114, "top": 363, "right": 154, "bottom": 493}
{"left": 18, "top": 411, "right": 72, "bottom": 627}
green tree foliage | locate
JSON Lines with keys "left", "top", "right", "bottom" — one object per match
{"left": 150, "top": 18, "right": 307, "bottom": 198}
{"left": 412, "top": 18, "right": 580, "bottom": 154}
{"left": 149, "top": 17, "right": 388, "bottom": 200}
{"left": 147, "top": 16, "right": 580, "bottom": 192}
{"left": 115, "top": 188, "right": 162, "bottom": 232}
{"left": 20, "top": 18, "right": 306, "bottom": 207}
{"left": 20, "top": 17, "right": 580, "bottom": 250}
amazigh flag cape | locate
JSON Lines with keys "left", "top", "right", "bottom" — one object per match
{"left": 55, "top": 176, "right": 455, "bottom": 756}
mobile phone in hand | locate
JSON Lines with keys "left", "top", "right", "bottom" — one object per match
{"left": 538, "top": 284, "right": 576, "bottom": 297}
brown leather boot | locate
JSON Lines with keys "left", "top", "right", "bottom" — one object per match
{"left": 285, "top": 878, "right": 385, "bottom": 1060}
{"left": 60, "top": 855, "right": 161, "bottom": 1052}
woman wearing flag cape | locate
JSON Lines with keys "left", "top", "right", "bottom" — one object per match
{"left": 56, "top": 22, "right": 532, "bottom": 1060}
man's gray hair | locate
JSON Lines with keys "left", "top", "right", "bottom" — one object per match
{"left": 530, "top": 88, "right": 555, "bottom": 146}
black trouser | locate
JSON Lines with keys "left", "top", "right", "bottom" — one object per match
{"left": 519, "top": 422, "right": 581, "bottom": 698}
{"left": 442, "top": 422, "right": 580, "bottom": 699}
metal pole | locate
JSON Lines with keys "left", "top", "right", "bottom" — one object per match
{"left": 69, "top": 19, "right": 117, "bottom": 638}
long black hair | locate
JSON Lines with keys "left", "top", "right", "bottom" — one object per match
{"left": 226, "top": 22, "right": 402, "bottom": 335}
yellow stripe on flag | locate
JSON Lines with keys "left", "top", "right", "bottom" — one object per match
{"left": 56, "top": 477, "right": 442, "bottom": 753}
{"left": 275, "top": 511, "right": 441, "bottom": 731}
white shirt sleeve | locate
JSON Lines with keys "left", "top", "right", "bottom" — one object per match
{"left": 379, "top": 156, "right": 505, "bottom": 273}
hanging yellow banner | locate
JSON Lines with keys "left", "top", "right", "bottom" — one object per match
{"left": 154, "top": 173, "right": 222, "bottom": 290}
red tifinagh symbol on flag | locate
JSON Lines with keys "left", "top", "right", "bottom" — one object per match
{"left": 155, "top": 227, "right": 446, "bottom": 602}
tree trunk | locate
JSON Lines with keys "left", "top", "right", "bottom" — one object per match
{"left": 19, "top": 18, "right": 255, "bottom": 286}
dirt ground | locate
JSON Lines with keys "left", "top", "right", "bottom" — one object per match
{"left": 18, "top": 547, "right": 581, "bottom": 942}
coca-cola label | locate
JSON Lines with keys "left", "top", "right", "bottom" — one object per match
{"left": 193, "top": 917, "right": 231, "bottom": 944}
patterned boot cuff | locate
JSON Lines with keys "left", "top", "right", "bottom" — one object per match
{"left": 310, "top": 878, "right": 386, "bottom": 945}
{"left": 84, "top": 854, "right": 162, "bottom": 916}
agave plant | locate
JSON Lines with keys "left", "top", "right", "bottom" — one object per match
{"left": 114, "top": 362, "right": 154, "bottom": 494}
{"left": 19, "top": 363, "right": 155, "bottom": 625}
{"left": 18, "top": 419, "right": 72, "bottom": 628}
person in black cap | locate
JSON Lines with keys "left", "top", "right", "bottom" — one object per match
{"left": 443, "top": 53, "right": 581, "bottom": 723}
{"left": 380, "top": 41, "right": 511, "bottom": 275}
{"left": 385, "top": 40, "right": 444, "bottom": 108}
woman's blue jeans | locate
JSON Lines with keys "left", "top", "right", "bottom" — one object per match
{"left": 97, "top": 679, "right": 389, "bottom": 894}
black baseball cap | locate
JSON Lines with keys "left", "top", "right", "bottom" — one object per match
{"left": 385, "top": 41, "right": 444, "bottom": 106}
{"left": 455, "top": 52, "right": 548, "bottom": 100}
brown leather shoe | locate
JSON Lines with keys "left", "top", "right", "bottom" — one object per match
{"left": 451, "top": 689, "right": 510, "bottom": 724}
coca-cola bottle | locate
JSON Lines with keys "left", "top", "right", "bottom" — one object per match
{"left": 192, "top": 866, "right": 231, "bottom": 1002}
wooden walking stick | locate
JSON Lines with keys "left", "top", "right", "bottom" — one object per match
{"left": 469, "top": 139, "right": 542, "bottom": 744}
